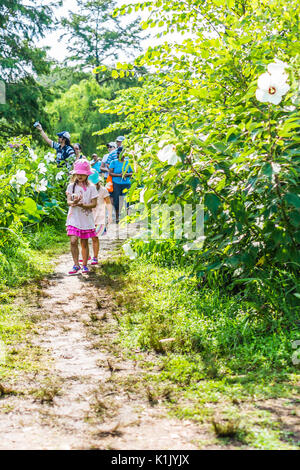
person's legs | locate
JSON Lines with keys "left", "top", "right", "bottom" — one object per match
{"left": 92, "top": 236, "right": 99, "bottom": 260}
{"left": 80, "top": 238, "right": 89, "bottom": 266}
{"left": 70, "top": 235, "right": 79, "bottom": 265}
{"left": 112, "top": 183, "right": 122, "bottom": 222}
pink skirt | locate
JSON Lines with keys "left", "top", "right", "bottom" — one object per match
{"left": 66, "top": 225, "right": 96, "bottom": 238}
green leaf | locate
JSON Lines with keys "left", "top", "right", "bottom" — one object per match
{"left": 284, "top": 193, "right": 300, "bottom": 209}
{"left": 205, "top": 193, "right": 221, "bottom": 215}
{"left": 21, "top": 197, "right": 41, "bottom": 220}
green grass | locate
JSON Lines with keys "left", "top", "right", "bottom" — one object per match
{"left": 99, "top": 254, "right": 300, "bottom": 450}
{"left": 0, "top": 223, "right": 68, "bottom": 381}
{"left": 0, "top": 223, "right": 68, "bottom": 290}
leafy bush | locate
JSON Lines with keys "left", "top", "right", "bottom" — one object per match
{"left": 98, "top": 0, "right": 300, "bottom": 317}
{"left": 0, "top": 136, "right": 69, "bottom": 287}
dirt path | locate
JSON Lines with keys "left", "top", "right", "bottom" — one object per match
{"left": 0, "top": 226, "right": 209, "bottom": 450}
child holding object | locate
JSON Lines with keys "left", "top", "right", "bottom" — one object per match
{"left": 88, "top": 170, "right": 113, "bottom": 265}
{"left": 66, "top": 160, "right": 98, "bottom": 275}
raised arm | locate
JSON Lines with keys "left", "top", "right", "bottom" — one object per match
{"left": 36, "top": 123, "right": 53, "bottom": 147}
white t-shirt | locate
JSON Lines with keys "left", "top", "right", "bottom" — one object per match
{"left": 66, "top": 182, "right": 98, "bottom": 230}
{"left": 93, "top": 186, "right": 110, "bottom": 225}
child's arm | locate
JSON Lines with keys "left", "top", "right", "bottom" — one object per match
{"left": 76, "top": 197, "right": 97, "bottom": 210}
{"left": 67, "top": 192, "right": 82, "bottom": 206}
{"left": 104, "top": 196, "right": 113, "bottom": 224}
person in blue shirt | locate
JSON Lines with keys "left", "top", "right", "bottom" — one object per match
{"left": 109, "top": 151, "right": 133, "bottom": 224}
{"left": 106, "top": 145, "right": 118, "bottom": 167}
{"left": 90, "top": 153, "right": 101, "bottom": 173}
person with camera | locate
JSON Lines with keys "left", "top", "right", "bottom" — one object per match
{"left": 34, "top": 122, "right": 75, "bottom": 168}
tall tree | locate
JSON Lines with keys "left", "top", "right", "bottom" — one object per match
{"left": 61, "top": 0, "right": 144, "bottom": 83}
{"left": 0, "top": 0, "right": 59, "bottom": 136}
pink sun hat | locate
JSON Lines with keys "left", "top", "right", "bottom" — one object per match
{"left": 71, "top": 159, "right": 93, "bottom": 176}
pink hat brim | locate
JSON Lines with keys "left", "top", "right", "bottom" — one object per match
{"left": 71, "top": 169, "right": 93, "bottom": 175}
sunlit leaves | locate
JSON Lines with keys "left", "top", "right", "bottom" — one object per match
{"left": 98, "top": 0, "right": 300, "bottom": 280}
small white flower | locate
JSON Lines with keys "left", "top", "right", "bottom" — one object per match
{"left": 45, "top": 152, "right": 55, "bottom": 163}
{"left": 157, "top": 145, "right": 180, "bottom": 165}
{"left": 38, "top": 162, "right": 47, "bottom": 174}
{"left": 122, "top": 242, "right": 137, "bottom": 259}
{"left": 256, "top": 61, "right": 290, "bottom": 105}
{"left": 29, "top": 148, "right": 38, "bottom": 161}
{"left": 36, "top": 178, "right": 48, "bottom": 192}
{"left": 56, "top": 171, "right": 65, "bottom": 181}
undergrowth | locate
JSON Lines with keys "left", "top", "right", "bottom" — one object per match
{"left": 0, "top": 223, "right": 68, "bottom": 290}
{"left": 100, "top": 254, "right": 300, "bottom": 449}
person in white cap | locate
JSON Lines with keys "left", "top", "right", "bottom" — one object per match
{"left": 35, "top": 123, "right": 75, "bottom": 167}
{"left": 116, "top": 135, "right": 125, "bottom": 157}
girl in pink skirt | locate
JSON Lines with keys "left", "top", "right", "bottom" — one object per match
{"left": 66, "top": 160, "right": 98, "bottom": 274}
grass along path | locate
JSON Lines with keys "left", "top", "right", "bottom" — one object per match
{"left": 0, "top": 224, "right": 299, "bottom": 449}
{"left": 0, "top": 226, "right": 212, "bottom": 450}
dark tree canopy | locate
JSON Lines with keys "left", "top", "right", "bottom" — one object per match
{"left": 0, "top": 0, "right": 59, "bottom": 136}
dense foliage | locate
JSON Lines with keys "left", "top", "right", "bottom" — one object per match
{"left": 0, "top": 138, "right": 68, "bottom": 285}
{"left": 46, "top": 73, "right": 144, "bottom": 155}
{"left": 96, "top": 0, "right": 300, "bottom": 317}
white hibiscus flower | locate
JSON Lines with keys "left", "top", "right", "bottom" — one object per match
{"left": 10, "top": 170, "right": 28, "bottom": 191}
{"left": 56, "top": 171, "right": 65, "bottom": 181}
{"left": 16, "top": 170, "right": 28, "bottom": 185}
{"left": 38, "top": 162, "right": 47, "bottom": 174}
{"left": 157, "top": 144, "right": 181, "bottom": 165}
{"left": 29, "top": 148, "right": 38, "bottom": 161}
{"left": 35, "top": 178, "right": 48, "bottom": 192}
{"left": 10, "top": 170, "right": 28, "bottom": 186}
{"left": 267, "top": 59, "right": 288, "bottom": 76}
{"left": 45, "top": 152, "right": 56, "bottom": 163}
{"left": 256, "top": 60, "right": 290, "bottom": 105}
